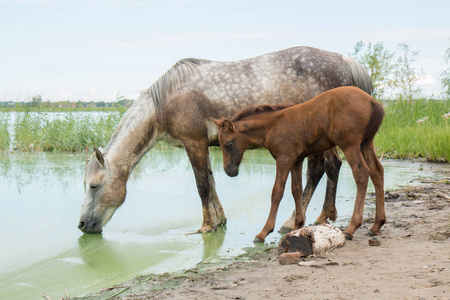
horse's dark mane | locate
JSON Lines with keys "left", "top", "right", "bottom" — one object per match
{"left": 232, "top": 103, "right": 295, "bottom": 122}
{"left": 144, "top": 58, "right": 210, "bottom": 122}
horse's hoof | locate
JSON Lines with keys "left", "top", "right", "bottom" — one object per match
{"left": 344, "top": 233, "right": 353, "bottom": 240}
{"left": 366, "top": 230, "right": 377, "bottom": 237}
{"left": 253, "top": 236, "right": 265, "bottom": 243}
{"left": 187, "top": 225, "right": 215, "bottom": 235}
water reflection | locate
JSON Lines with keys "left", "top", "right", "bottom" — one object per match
{"left": 201, "top": 226, "right": 227, "bottom": 260}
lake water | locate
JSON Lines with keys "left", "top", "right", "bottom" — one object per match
{"left": 0, "top": 149, "right": 438, "bottom": 299}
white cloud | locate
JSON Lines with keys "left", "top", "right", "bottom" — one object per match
{"left": 363, "top": 28, "right": 450, "bottom": 44}
{"left": 58, "top": 91, "right": 76, "bottom": 100}
{"left": 89, "top": 85, "right": 98, "bottom": 94}
{"left": 94, "top": 32, "right": 292, "bottom": 48}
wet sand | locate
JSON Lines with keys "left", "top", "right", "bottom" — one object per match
{"left": 73, "top": 163, "right": 450, "bottom": 300}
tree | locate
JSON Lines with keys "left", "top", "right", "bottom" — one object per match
{"left": 31, "top": 95, "right": 42, "bottom": 108}
{"left": 439, "top": 48, "right": 450, "bottom": 99}
{"left": 351, "top": 41, "right": 395, "bottom": 99}
{"left": 392, "top": 43, "right": 423, "bottom": 101}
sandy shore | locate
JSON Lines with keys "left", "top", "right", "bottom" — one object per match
{"left": 73, "top": 163, "right": 450, "bottom": 300}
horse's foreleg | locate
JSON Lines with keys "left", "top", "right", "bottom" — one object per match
{"left": 279, "top": 153, "right": 325, "bottom": 233}
{"left": 342, "top": 147, "right": 370, "bottom": 240}
{"left": 184, "top": 140, "right": 226, "bottom": 233}
{"left": 255, "top": 157, "right": 294, "bottom": 243}
{"left": 363, "top": 144, "right": 386, "bottom": 236}
{"left": 315, "top": 148, "right": 341, "bottom": 224}
{"left": 290, "top": 158, "right": 305, "bottom": 230}
{"left": 206, "top": 155, "right": 227, "bottom": 226}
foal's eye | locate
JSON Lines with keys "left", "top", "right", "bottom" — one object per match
{"left": 225, "top": 143, "right": 233, "bottom": 150}
{"left": 90, "top": 184, "right": 98, "bottom": 190}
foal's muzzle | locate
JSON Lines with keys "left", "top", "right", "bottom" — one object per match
{"left": 224, "top": 165, "right": 239, "bottom": 177}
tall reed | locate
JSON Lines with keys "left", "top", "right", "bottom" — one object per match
{"left": 0, "top": 113, "right": 10, "bottom": 151}
{"left": 13, "top": 112, "right": 122, "bottom": 152}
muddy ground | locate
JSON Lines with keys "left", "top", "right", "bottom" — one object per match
{"left": 73, "top": 163, "right": 450, "bottom": 300}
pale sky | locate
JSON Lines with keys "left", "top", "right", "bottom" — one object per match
{"left": 1, "top": 0, "right": 449, "bottom": 102}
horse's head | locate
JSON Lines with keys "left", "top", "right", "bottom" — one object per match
{"left": 78, "top": 148, "right": 127, "bottom": 234}
{"left": 211, "top": 118, "right": 248, "bottom": 177}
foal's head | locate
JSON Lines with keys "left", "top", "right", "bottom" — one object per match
{"left": 210, "top": 118, "right": 248, "bottom": 177}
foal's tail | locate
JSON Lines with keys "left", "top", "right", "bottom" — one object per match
{"left": 343, "top": 56, "right": 373, "bottom": 96}
{"left": 361, "top": 98, "right": 385, "bottom": 151}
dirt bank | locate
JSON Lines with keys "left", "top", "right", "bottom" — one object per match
{"left": 73, "top": 163, "right": 450, "bottom": 300}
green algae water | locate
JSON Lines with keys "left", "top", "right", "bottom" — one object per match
{"left": 0, "top": 149, "right": 439, "bottom": 299}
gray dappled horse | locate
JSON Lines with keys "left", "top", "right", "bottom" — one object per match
{"left": 78, "top": 46, "right": 373, "bottom": 235}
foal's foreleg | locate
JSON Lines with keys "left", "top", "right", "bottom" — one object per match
{"left": 255, "top": 157, "right": 294, "bottom": 243}
{"left": 363, "top": 144, "right": 386, "bottom": 236}
{"left": 279, "top": 154, "right": 324, "bottom": 233}
{"left": 184, "top": 140, "right": 226, "bottom": 233}
{"left": 342, "top": 147, "right": 370, "bottom": 240}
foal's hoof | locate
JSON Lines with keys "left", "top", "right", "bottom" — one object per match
{"left": 253, "top": 236, "right": 265, "bottom": 243}
{"left": 278, "top": 226, "right": 292, "bottom": 234}
{"left": 344, "top": 233, "right": 353, "bottom": 240}
{"left": 366, "top": 230, "right": 377, "bottom": 237}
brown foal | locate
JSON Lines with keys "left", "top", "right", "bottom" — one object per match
{"left": 211, "top": 86, "right": 386, "bottom": 242}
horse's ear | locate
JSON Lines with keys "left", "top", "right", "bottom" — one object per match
{"left": 223, "top": 120, "right": 234, "bottom": 132}
{"left": 94, "top": 148, "right": 105, "bottom": 167}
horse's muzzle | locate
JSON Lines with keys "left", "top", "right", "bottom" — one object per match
{"left": 78, "top": 219, "right": 103, "bottom": 234}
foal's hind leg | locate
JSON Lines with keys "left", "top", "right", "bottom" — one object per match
{"left": 315, "top": 148, "right": 341, "bottom": 225}
{"left": 290, "top": 158, "right": 305, "bottom": 230}
{"left": 363, "top": 143, "right": 386, "bottom": 236}
{"left": 279, "top": 153, "right": 325, "bottom": 233}
{"left": 342, "top": 147, "right": 370, "bottom": 240}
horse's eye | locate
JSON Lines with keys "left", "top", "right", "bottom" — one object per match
{"left": 225, "top": 143, "right": 233, "bottom": 150}
{"left": 90, "top": 184, "right": 98, "bottom": 190}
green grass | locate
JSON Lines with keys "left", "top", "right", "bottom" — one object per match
{"left": 375, "top": 99, "right": 450, "bottom": 161}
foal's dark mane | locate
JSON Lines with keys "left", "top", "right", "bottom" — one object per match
{"left": 232, "top": 103, "right": 295, "bottom": 122}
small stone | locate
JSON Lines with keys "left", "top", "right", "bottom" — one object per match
{"left": 369, "top": 236, "right": 381, "bottom": 246}
{"left": 279, "top": 252, "right": 302, "bottom": 265}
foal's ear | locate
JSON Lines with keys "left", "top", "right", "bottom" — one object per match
{"left": 94, "top": 148, "right": 105, "bottom": 167}
{"left": 223, "top": 119, "right": 234, "bottom": 132}
{"left": 209, "top": 117, "right": 234, "bottom": 132}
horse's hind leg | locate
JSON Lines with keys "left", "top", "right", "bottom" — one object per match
{"left": 315, "top": 148, "right": 341, "bottom": 225}
{"left": 279, "top": 153, "right": 325, "bottom": 233}
{"left": 363, "top": 143, "right": 386, "bottom": 236}
{"left": 342, "top": 146, "right": 370, "bottom": 240}
{"left": 183, "top": 139, "right": 226, "bottom": 233}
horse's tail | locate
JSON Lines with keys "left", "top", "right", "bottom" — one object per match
{"left": 343, "top": 56, "right": 373, "bottom": 96}
{"left": 361, "top": 98, "right": 385, "bottom": 151}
